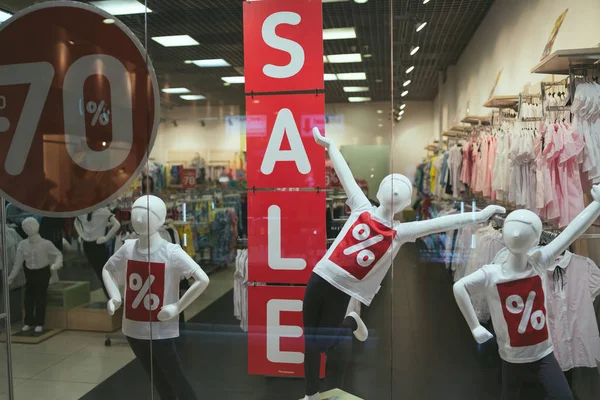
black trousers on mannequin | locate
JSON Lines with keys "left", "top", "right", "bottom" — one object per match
{"left": 303, "top": 273, "right": 357, "bottom": 396}
{"left": 501, "top": 353, "right": 574, "bottom": 400}
{"left": 23, "top": 265, "right": 51, "bottom": 327}
{"left": 127, "top": 337, "right": 197, "bottom": 400}
{"left": 83, "top": 240, "right": 109, "bottom": 299}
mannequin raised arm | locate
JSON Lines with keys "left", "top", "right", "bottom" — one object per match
{"left": 97, "top": 216, "right": 121, "bottom": 244}
{"left": 534, "top": 184, "right": 600, "bottom": 263}
{"left": 157, "top": 267, "right": 210, "bottom": 321}
{"left": 402, "top": 205, "right": 506, "bottom": 239}
{"left": 312, "top": 127, "right": 364, "bottom": 199}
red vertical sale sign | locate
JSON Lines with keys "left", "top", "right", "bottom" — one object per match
{"left": 243, "top": 0, "right": 326, "bottom": 377}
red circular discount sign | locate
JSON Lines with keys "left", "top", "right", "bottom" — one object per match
{"left": 0, "top": 2, "right": 159, "bottom": 216}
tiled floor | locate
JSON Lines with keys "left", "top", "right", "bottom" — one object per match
{"left": 0, "top": 265, "right": 234, "bottom": 400}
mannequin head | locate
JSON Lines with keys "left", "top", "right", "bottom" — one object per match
{"left": 22, "top": 217, "right": 40, "bottom": 237}
{"left": 503, "top": 210, "right": 542, "bottom": 254}
{"left": 131, "top": 195, "right": 166, "bottom": 236}
{"left": 376, "top": 174, "right": 413, "bottom": 215}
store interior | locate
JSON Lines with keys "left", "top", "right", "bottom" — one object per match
{"left": 1, "top": 0, "right": 600, "bottom": 399}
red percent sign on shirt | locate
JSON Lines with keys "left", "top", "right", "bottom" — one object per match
{"left": 125, "top": 259, "right": 165, "bottom": 322}
{"left": 0, "top": 2, "right": 159, "bottom": 217}
{"left": 497, "top": 275, "right": 549, "bottom": 347}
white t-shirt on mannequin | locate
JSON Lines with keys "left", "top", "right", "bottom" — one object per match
{"left": 461, "top": 248, "right": 554, "bottom": 363}
{"left": 104, "top": 239, "right": 200, "bottom": 340}
{"left": 313, "top": 189, "right": 418, "bottom": 306}
{"left": 76, "top": 208, "right": 114, "bottom": 242}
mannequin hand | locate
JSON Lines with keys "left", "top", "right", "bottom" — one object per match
{"left": 96, "top": 236, "right": 108, "bottom": 245}
{"left": 472, "top": 325, "right": 494, "bottom": 344}
{"left": 7, "top": 276, "right": 14, "bottom": 286}
{"left": 50, "top": 263, "right": 62, "bottom": 271}
{"left": 592, "top": 184, "right": 600, "bottom": 203}
{"left": 478, "top": 205, "right": 506, "bottom": 222}
{"left": 107, "top": 298, "right": 122, "bottom": 315}
{"left": 312, "top": 127, "right": 332, "bottom": 150}
{"left": 157, "top": 304, "right": 180, "bottom": 322}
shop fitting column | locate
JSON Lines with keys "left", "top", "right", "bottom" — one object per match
{"left": 1, "top": 199, "right": 14, "bottom": 399}
{"left": 242, "top": 0, "right": 327, "bottom": 377}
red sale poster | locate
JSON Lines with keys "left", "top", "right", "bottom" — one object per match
{"left": 125, "top": 260, "right": 165, "bottom": 322}
{"left": 243, "top": 0, "right": 324, "bottom": 93}
{"left": 248, "top": 190, "right": 326, "bottom": 284}
{"left": 246, "top": 94, "right": 325, "bottom": 188}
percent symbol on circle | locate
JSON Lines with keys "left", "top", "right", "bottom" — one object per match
{"left": 129, "top": 273, "right": 160, "bottom": 311}
{"left": 0, "top": 95, "right": 9, "bottom": 133}
{"left": 343, "top": 224, "right": 384, "bottom": 267}
{"left": 86, "top": 100, "right": 111, "bottom": 126}
{"left": 505, "top": 291, "right": 545, "bottom": 333}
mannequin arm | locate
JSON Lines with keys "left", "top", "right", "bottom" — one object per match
{"left": 7, "top": 247, "right": 24, "bottom": 284}
{"left": 536, "top": 185, "right": 600, "bottom": 263}
{"left": 453, "top": 278, "right": 493, "bottom": 344}
{"left": 312, "top": 127, "right": 363, "bottom": 199}
{"left": 102, "top": 267, "right": 122, "bottom": 315}
{"left": 74, "top": 217, "right": 84, "bottom": 238}
{"left": 97, "top": 216, "right": 121, "bottom": 244}
{"left": 47, "top": 241, "right": 63, "bottom": 270}
{"left": 158, "top": 268, "right": 210, "bottom": 321}
{"left": 404, "top": 205, "right": 505, "bottom": 239}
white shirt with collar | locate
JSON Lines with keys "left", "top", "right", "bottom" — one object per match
{"left": 545, "top": 251, "right": 600, "bottom": 371}
{"left": 76, "top": 208, "right": 114, "bottom": 242}
{"left": 9, "top": 235, "right": 63, "bottom": 281}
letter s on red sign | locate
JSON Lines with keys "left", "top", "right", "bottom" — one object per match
{"left": 261, "top": 12, "right": 305, "bottom": 79}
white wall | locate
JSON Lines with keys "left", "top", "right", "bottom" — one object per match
{"left": 149, "top": 100, "right": 434, "bottom": 180}
{"left": 435, "top": 0, "right": 600, "bottom": 127}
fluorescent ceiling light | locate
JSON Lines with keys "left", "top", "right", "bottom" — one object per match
{"left": 343, "top": 86, "right": 369, "bottom": 92}
{"left": 324, "top": 74, "right": 338, "bottom": 81}
{"left": 90, "top": 1, "right": 151, "bottom": 16}
{"left": 103, "top": 18, "right": 115, "bottom": 24}
{"left": 180, "top": 95, "right": 206, "bottom": 101}
{"left": 325, "top": 53, "right": 362, "bottom": 63}
{"left": 191, "top": 59, "right": 231, "bottom": 67}
{"left": 423, "top": 0, "right": 431, "bottom": 4}
{"left": 323, "top": 27, "right": 356, "bottom": 40}
{"left": 416, "top": 21, "right": 427, "bottom": 32}
{"left": 348, "top": 97, "right": 371, "bottom": 102}
{"left": 410, "top": 46, "right": 420, "bottom": 56}
{"left": 161, "top": 87, "right": 190, "bottom": 94}
{"left": 152, "top": 35, "right": 199, "bottom": 47}
{"left": 400, "top": 110, "right": 405, "bottom": 115}
{"left": 221, "top": 76, "right": 245, "bottom": 84}
{"left": 403, "top": 80, "right": 411, "bottom": 87}
{"left": 406, "top": 66, "right": 415, "bottom": 74}
{"left": 397, "top": 115, "right": 402, "bottom": 121}
{"left": 400, "top": 104, "right": 406, "bottom": 110}
{"left": 363, "top": 53, "right": 372, "bottom": 58}
{"left": 337, "top": 72, "right": 367, "bottom": 80}
{"left": 323, "top": 0, "right": 349, "bottom": 2}
{"left": 401, "top": 90, "right": 409, "bottom": 97}
{"left": 354, "top": 0, "right": 369, "bottom": 3}
{"left": 0, "top": 10, "right": 12, "bottom": 22}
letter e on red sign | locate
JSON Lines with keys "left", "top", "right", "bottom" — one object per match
{"left": 248, "top": 191, "right": 326, "bottom": 284}
{"left": 246, "top": 94, "right": 325, "bottom": 188}
{"left": 243, "top": 0, "right": 324, "bottom": 93}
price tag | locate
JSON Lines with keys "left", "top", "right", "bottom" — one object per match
{"left": 0, "top": 2, "right": 159, "bottom": 216}
{"left": 181, "top": 169, "right": 197, "bottom": 189}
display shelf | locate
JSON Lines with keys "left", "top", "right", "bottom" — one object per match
{"left": 442, "top": 130, "right": 465, "bottom": 138}
{"left": 450, "top": 125, "right": 471, "bottom": 132}
{"left": 483, "top": 95, "right": 519, "bottom": 109}
{"left": 531, "top": 47, "right": 600, "bottom": 75}
{"left": 460, "top": 115, "right": 491, "bottom": 125}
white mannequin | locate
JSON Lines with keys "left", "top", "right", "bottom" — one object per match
{"left": 102, "top": 195, "right": 210, "bottom": 321}
{"left": 8, "top": 217, "right": 62, "bottom": 333}
{"left": 74, "top": 207, "right": 120, "bottom": 245}
{"left": 453, "top": 185, "right": 600, "bottom": 344}
{"left": 302, "top": 128, "right": 505, "bottom": 400}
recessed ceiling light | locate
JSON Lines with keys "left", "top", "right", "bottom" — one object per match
{"left": 410, "top": 46, "right": 420, "bottom": 56}
{"left": 324, "top": 74, "right": 338, "bottom": 81}
{"left": 90, "top": 1, "right": 151, "bottom": 15}
{"left": 0, "top": 10, "right": 11, "bottom": 22}
{"left": 354, "top": 0, "right": 369, "bottom": 3}
{"left": 416, "top": 21, "right": 427, "bottom": 32}
{"left": 152, "top": 35, "right": 199, "bottom": 47}
{"left": 400, "top": 110, "right": 405, "bottom": 115}
{"left": 406, "top": 66, "right": 415, "bottom": 74}
{"left": 377, "top": 110, "right": 383, "bottom": 114}
{"left": 375, "top": 79, "right": 383, "bottom": 83}
{"left": 191, "top": 59, "right": 231, "bottom": 67}
{"left": 224, "top": 82, "right": 231, "bottom": 87}
{"left": 337, "top": 72, "right": 367, "bottom": 80}
{"left": 348, "top": 97, "right": 371, "bottom": 102}
{"left": 323, "top": 27, "right": 356, "bottom": 40}
{"left": 363, "top": 53, "right": 372, "bottom": 58}
{"left": 184, "top": 60, "right": 193, "bottom": 64}
{"left": 378, "top": 124, "right": 383, "bottom": 128}
{"left": 162, "top": 87, "right": 190, "bottom": 94}
{"left": 401, "top": 90, "right": 409, "bottom": 97}
{"left": 325, "top": 54, "right": 362, "bottom": 63}
{"left": 400, "top": 104, "right": 406, "bottom": 110}
{"left": 397, "top": 115, "right": 402, "bottom": 121}
{"left": 180, "top": 95, "right": 206, "bottom": 101}
{"left": 403, "top": 80, "right": 411, "bottom": 87}
{"left": 68, "top": 40, "right": 75, "bottom": 45}
{"left": 103, "top": 18, "right": 115, "bottom": 24}
{"left": 343, "top": 86, "right": 369, "bottom": 92}
{"left": 221, "top": 76, "right": 245, "bottom": 84}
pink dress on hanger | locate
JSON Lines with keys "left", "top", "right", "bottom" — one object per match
{"left": 543, "top": 123, "right": 562, "bottom": 224}
{"left": 557, "top": 123, "right": 585, "bottom": 228}
{"left": 460, "top": 140, "right": 472, "bottom": 187}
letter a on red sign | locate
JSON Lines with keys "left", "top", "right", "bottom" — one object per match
{"left": 243, "top": 0, "right": 324, "bottom": 93}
